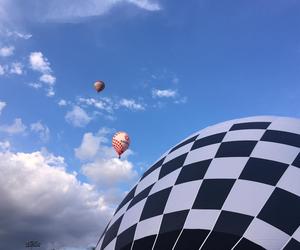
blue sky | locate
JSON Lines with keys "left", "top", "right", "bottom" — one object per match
{"left": 0, "top": 0, "right": 300, "bottom": 249}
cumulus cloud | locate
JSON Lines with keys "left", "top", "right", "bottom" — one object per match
{"left": 82, "top": 158, "right": 137, "bottom": 187}
{"left": 0, "top": 46, "right": 14, "bottom": 57}
{"left": 0, "top": 118, "right": 26, "bottom": 135}
{"left": 30, "top": 121, "right": 50, "bottom": 142}
{"left": 65, "top": 106, "right": 92, "bottom": 127}
{"left": 29, "top": 52, "right": 51, "bottom": 73}
{"left": 119, "top": 98, "right": 145, "bottom": 111}
{"left": 0, "top": 149, "right": 112, "bottom": 250}
{"left": 39, "top": 73, "right": 56, "bottom": 85}
{"left": 75, "top": 129, "right": 137, "bottom": 188}
{"left": 0, "top": 101, "right": 6, "bottom": 115}
{"left": 152, "top": 88, "right": 177, "bottom": 98}
{"left": 75, "top": 133, "right": 102, "bottom": 160}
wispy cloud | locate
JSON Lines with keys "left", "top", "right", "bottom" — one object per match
{"left": 119, "top": 98, "right": 145, "bottom": 111}
{"left": 78, "top": 96, "right": 145, "bottom": 114}
{"left": 40, "top": 0, "right": 161, "bottom": 22}
{"left": 0, "top": 0, "right": 161, "bottom": 24}
{"left": 0, "top": 65, "right": 4, "bottom": 75}
{"left": 0, "top": 101, "right": 6, "bottom": 115}
{"left": 10, "top": 62, "right": 23, "bottom": 75}
{"left": 65, "top": 106, "right": 92, "bottom": 127}
{"left": 78, "top": 97, "right": 114, "bottom": 113}
{"left": 5, "top": 31, "right": 32, "bottom": 40}
{"left": 29, "top": 52, "right": 56, "bottom": 96}
{"left": 0, "top": 118, "right": 27, "bottom": 135}
{"left": 30, "top": 121, "right": 50, "bottom": 142}
{"left": 152, "top": 88, "right": 177, "bottom": 98}
{"left": 28, "top": 82, "right": 42, "bottom": 89}
{"left": 0, "top": 46, "right": 14, "bottom": 57}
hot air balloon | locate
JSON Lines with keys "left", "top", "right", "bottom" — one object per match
{"left": 94, "top": 80, "right": 105, "bottom": 93}
{"left": 96, "top": 116, "right": 300, "bottom": 250}
{"left": 112, "top": 131, "right": 130, "bottom": 159}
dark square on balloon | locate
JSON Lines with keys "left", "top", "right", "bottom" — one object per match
{"left": 140, "top": 187, "right": 172, "bottom": 221}
{"left": 159, "top": 154, "right": 188, "bottom": 179}
{"left": 215, "top": 141, "right": 257, "bottom": 158}
{"left": 192, "top": 179, "right": 235, "bottom": 209}
{"left": 175, "top": 159, "right": 211, "bottom": 185}
{"left": 239, "top": 157, "right": 288, "bottom": 186}
{"left": 257, "top": 187, "right": 300, "bottom": 235}
{"left": 115, "top": 224, "right": 137, "bottom": 250}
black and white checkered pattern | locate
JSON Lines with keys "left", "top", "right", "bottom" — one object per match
{"left": 96, "top": 116, "right": 300, "bottom": 250}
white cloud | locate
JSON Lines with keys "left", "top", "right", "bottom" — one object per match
{"left": 75, "top": 130, "right": 137, "bottom": 188}
{"left": 174, "top": 96, "right": 188, "bottom": 104}
{"left": 58, "top": 99, "right": 68, "bottom": 106}
{"left": 0, "top": 118, "right": 26, "bottom": 134}
{"left": 28, "top": 82, "right": 42, "bottom": 89}
{"left": 40, "top": 73, "right": 56, "bottom": 85}
{"left": 82, "top": 158, "right": 137, "bottom": 187}
{"left": 119, "top": 98, "right": 145, "bottom": 111}
{"left": 7, "top": 31, "right": 32, "bottom": 39}
{"left": 65, "top": 106, "right": 92, "bottom": 127}
{"left": 30, "top": 121, "right": 50, "bottom": 142}
{"left": 46, "top": 87, "right": 55, "bottom": 97}
{"left": 152, "top": 88, "right": 177, "bottom": 98}
{"left": 29, "top": 52, "right": 51, "bottom": 73}
{"left": 41, "top": 0, "right": 161, "bottom": 21}
{"left": 0, "top": 101, "right": 6, "bottom": 114}
{"left": 78, "top": 97, "right": 145, "bottom": 113}
{"left": 10, "top": 62, "right": 23, "bottom": 75}
{"left": 0, "top": 64, "right": 5, "bottom": 75}
{"left": 78, "top": 97, "right": 114, "bottom": 113}
{"left": 75, "top": 133, "right": 102, "bottom": 160}
{"left": 127, "top": 0, "right": 160, "bottom": 11}
{"left": 29, "top": 52, "right": 56, "bottom": 97}
{"left": 0, "top": 149, "right": 112, "bottom": 250}
{"left": 0, "top": 46, "right": 14, "bottom": 57}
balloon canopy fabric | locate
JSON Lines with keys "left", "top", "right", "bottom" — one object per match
{"left": 96, "top": 116, "right": 300, "bottom": 250}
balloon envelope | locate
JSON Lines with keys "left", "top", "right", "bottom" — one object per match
{"left": 94, "top": 80, "right": 105, "bottom": 93}
{"left": 97, "top": 116, "right": 300, "bottom": 250}
{"left": 112, "top": 131, "right": 130, "bottom": 157}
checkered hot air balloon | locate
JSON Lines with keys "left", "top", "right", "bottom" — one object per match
{"left": 112, "top": 131, "right": 130, "bottom": 159}
{"left": 98, "top": 116, "right": 300, "bottom": 250}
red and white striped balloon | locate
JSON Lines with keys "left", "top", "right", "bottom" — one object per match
{"left": 112, "top": 131, "right": 130, "bottom": 158}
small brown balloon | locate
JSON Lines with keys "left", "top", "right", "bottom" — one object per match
{"left": 94, "top": 80, "right": 105, "bottom": 93}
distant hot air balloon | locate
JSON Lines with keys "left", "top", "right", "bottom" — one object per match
{"left": 112, "top": 131, "right": 130, "bottom": 159}
{"left": 94, "top": 80, "right": 105, "bottom": 93}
